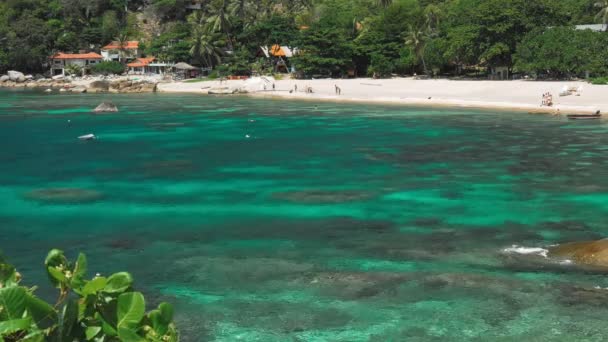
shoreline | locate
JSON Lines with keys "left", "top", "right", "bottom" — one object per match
{"left": 246, "top": 92, "right": 574, "bottom": 114}
{"left": 2, "top": 76, "right": 607, "bottom": 115}
{"left": 157, "top": 78, "right": 608, "bottom": 115}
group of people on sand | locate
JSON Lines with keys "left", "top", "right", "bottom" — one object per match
{"left": 541, "top": 92, "right": 554, "bottom": 107}
{"left": 285, "top": 83, "right": 344, "bottom": 96}
{"left": 290, "top": 84, "right": 315, "bottom": 94}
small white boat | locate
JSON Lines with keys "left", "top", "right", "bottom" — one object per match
{"left": 78, "top": 134, "right": 96, "bottom": 140}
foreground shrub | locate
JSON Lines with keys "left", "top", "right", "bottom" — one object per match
{"left": 0, "top": 249, "right": 178, "bottom": 341}
{"left": 92, "top": 61, "right": 125, "bottom": 75}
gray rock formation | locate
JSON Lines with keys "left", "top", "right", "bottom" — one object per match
{"left": 87, "top": 80, "right": 110, "bottom": 93}
{"left": 7, "top": 70, "right": 24, "bottom": 82}
{"left": 93, "top": 101, "right": 118, "bottom": 113}
{"left": 0, "top": 75, "right": 9, "bottom": 83}
{"left": 109, "top": 79, "right": 157, "bottom": 93}
{"left": 72, "top": 86, "right": 87, "bottom": 93}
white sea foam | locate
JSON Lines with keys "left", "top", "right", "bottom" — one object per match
{"left": 502, "top": 245, "right": 549, "bottom": 258}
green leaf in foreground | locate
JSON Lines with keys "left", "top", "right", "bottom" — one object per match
{"left": 0, "top": 317, "right": 31, "bottom": 335}
{"left": 117, "top": 292, "right": 146, "bottom": 341}
{"left": 0, "top": 286, "right": 27, "bottom": 320}
{"left": 82, "top": 276, "right": 107, "bottom": 296}
{"left": 44, "top": 249, "right": 68, "bottom": 288}
{"left": 117, "top": 292, "right": 145, "bottom": 329}
{"left": 85, "top": 326, "right": 102, "bottom": 340}
{"left": 104, "top": 272, "right": 133, "bottom": 293}
{"left": 25, "top": 294, "right": 57, "bottom": 329}
{"left": 71, "top": 253, "right": 87, "bottom": 289}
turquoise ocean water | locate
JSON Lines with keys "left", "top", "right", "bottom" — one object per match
{"left": 2, "top": 89, "right": 608, "bottom": 340}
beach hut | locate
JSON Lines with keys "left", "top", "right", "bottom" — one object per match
{"left": 258, "top": 45, "right": 298, "bottom": 73}
{"left": 489, "top": 66, "right": 509, "bottom": 80}
{"left": 173, "top": 62, "right": 200, "bottom": 79}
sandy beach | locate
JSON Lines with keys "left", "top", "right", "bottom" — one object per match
{"left": 157, "top": 77, "right": 608, "bottom": 114}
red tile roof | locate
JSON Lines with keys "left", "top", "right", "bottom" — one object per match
{"left": 51, "top": 52, "right": 103, "bottom": 60}
{"left": 127, "top": 57, "right": 155, "bottom": 68}
{"left": 102, "top": 41, "right": 140, "bottom": 50}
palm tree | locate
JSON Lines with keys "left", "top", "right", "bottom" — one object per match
{"left": 405, "top": 24, "right": 430, "bottom": 75}
{"left": 424, "top": 4, "right": 442, "bottom": 33}
{"left": 114, "top": 33, "right": 130, "bottom": 64}
{"left": 229, "top": 0, "right": 249, "bottom": 21}
{"left": 189, "top": 14, "right": 224, "bottom": 67}
{"left": 377, "top": 0, "right": 393, "bottom": 8}
{"left": 595, "top": 0, "right": 608, "bottom": 31}
{"left": 207, "top": 0, "right": 234, "bottom": 50}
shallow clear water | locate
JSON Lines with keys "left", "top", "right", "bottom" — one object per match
{"left": 2, "top": 89, "right": 608, "bottom": 341}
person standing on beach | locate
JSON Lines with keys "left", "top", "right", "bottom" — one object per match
{"left": 272, "top": 83, "right": 275, "bottom": 91}
{"left": 294, "top": 84, "right": 298, "bottom": 92}
{"left": 335, "top": 84, "right": 341, "bottom": 95}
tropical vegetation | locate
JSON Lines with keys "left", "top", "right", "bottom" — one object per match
{"left": 0, "top": 0, "right": 606, "bottom": 79}
{"left": 0, "top": 249, "right": 178, "bottom": 341}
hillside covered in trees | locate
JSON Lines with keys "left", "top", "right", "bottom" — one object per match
{"left": 0, "top": 0, "right": 606, "bottom": 78}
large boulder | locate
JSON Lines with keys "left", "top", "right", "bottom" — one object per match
{"left": 88, "top": 80, "right": 110, "bottom": 93}
{"left": 93, "top": 101, "right": 118, "bottom": 113}
{"left": 548, "top": 238, "right": 608, "bottom": 268}
{"left": 72, "top": 86, "right": 87, "bottom": 93}
{"left": 0, "top": 75, "right": 9, "bottom": 83}
{"left": 7, "top": 70, "right": 24, "bottom": 82}
{"left": 52, "top": 74, "right": 64, "bottom": 80}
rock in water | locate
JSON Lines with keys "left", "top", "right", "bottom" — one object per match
{"left": 7, "top": 70, "right": 24, "bottom": 82}
{"left": 93, "top": 101, "right": 118, "bottom": 113}
{"left": 24, "top": 188, "right": 103, "bottom": 203}
{"left": 548, "top": 238, "right": 608, "bottom": 268}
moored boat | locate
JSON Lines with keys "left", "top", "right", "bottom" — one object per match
{"left": 78, "top": 134, "right": 96, "bottom": 140}
{"left": 567, "top": 111, "right": 602, "bottom": 120}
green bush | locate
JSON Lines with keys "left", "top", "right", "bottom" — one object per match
{"left": 92, "top": 61, "right": 125, "bottom": 75}
{"left": 64, "top": 64, "right": 83, "bottom": 76}
{"left": 207, "top": 70, "right": 219, "bottom": 79}
{"left": 590, "top": 77, "right": 608, "bottom": 85}
{"left": 367, "top": 53, "right": 394, "bottom": 78}
{"left": 0, "top": 249, "right": 178, "bottom": 341}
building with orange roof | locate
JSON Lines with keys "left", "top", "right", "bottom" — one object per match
{"left": 258, "top": 45, "right": 298, "bottom": 73}
{"left": 49, "top": 52, "right": 103, "bottom": 76}
{"left": 101, "top": 41, "right": 141, "bottom": 63}
{"left": 127, "top": 57, "right": 175, "bottom": 75}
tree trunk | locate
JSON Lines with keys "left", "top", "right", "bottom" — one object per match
{"left": 421, "top": 55, "right": 429, "bottom": 76}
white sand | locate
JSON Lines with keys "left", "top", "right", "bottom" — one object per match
{"left": 157, "top": 77, "right": 608, "bottom": 114}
